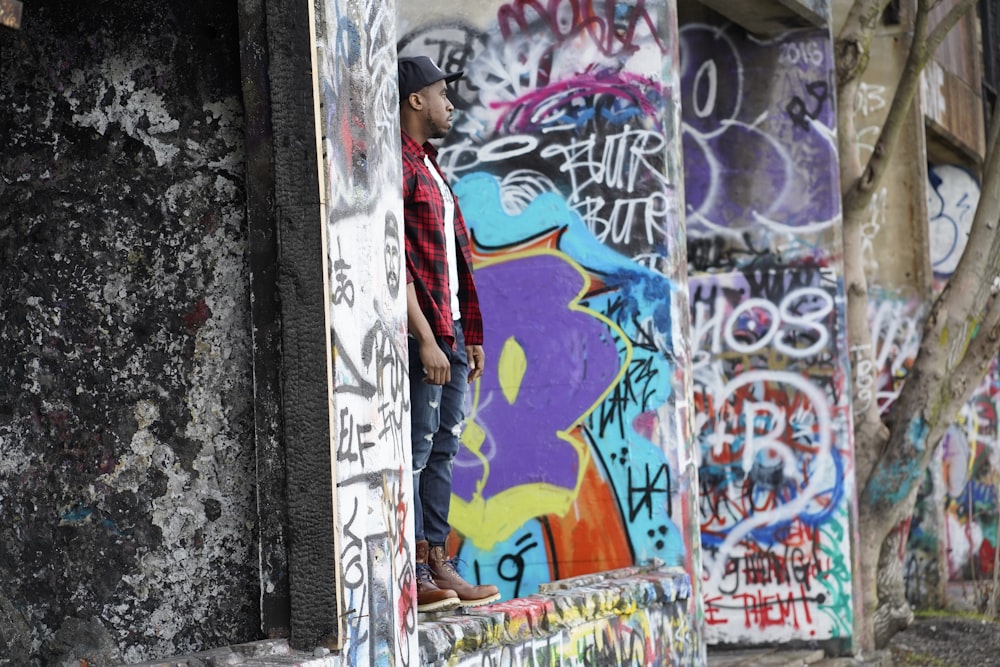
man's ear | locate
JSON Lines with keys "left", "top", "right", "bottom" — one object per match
{"left": 405, "top": 91, "right": 423, "bottom": 111}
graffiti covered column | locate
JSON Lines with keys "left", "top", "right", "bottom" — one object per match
{"left": 680, "top": 18, "right": 857, "bottom": 648}
{"left": 397, "top": 0, "right": 700, "bottom": 621}
{"left": 313, "top": 1, "right": 415, "bottom": 665}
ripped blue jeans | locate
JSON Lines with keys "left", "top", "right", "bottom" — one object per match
{"left": 409, "top": 319, "right": 468, "bottom": 546}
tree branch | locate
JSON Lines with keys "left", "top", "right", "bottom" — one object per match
{"left": 924, "top": 0, "right": 977, "bottom": 57}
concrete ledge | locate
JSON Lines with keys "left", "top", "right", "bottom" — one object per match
{"left": 419, "top": 564, "right": 694, "bottom": 665}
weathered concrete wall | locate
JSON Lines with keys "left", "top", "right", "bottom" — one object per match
{"left": 848, "top": 37, "right": 933, "bottom": 620}
{"left": 853, "top": 46, "right": 933, "bottom": 300}
{"left": 829, "top": 0, "right": 996, "bottom": 615}
{"left": 829, "top": 0, "right": 936, "bottom": 617}
{"left": 679, "top": 14, "right": 856, "bottom": 647}
{"left": 828, "top": 0, "right": 996, "bottom": 617}
{"left": 397, "top": 0, "right": 702, "bottom": 658}
{"left": 0, "top": 2, "right": 259, "bottom": 664}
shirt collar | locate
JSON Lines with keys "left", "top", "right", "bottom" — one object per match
{"left": 400, "top": 130, "right": 439, "bottom": 160}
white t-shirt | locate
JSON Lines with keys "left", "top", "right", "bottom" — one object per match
{"left": 423, "top": 155, "right": 461, "bottom": 321}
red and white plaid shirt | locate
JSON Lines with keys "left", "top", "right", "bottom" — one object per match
{"left": 401, "top": 131, "right": 483, "bottom": 348}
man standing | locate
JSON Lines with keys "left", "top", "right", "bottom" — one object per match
{"left": 397, "top": 56, "right": 501, "bottom": 613}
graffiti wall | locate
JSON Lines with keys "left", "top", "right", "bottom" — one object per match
{"left": 680, "top": 20, "right": 856, "bottom": 645}
{"left": 940, "top": 367, "right": 1000, "bottom": 581}
{"left": 928, "top": 164, "right": 980, "bottom": 291}
{"left": 902, "top": 164, "right": 1000, "bottom": 601}
{"left": 397, "top": 0, "right": 700, "bottom": 646}
{"left": 314, "top": 1, "right": 415, "bottom": 664}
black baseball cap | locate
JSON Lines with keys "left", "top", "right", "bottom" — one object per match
{"left": 398, "top": 56, "right": 463, "bottom": 98}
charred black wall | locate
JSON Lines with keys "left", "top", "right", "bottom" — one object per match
{"left": 0, "top": 2, "right": 262, "bottom": 663}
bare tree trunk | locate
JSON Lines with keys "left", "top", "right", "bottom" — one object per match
{"left": 873, "top": 500, "right": 916, "bottom": 647}
{"left": 854, "top": 522, "right": 883, "bottom": 652}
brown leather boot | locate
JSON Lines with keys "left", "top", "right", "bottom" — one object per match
{"left": 428, "top": 545, "right": 501, "bottom": 607}
{"left": 416, "top": 540, "right": 461, "bottom": 613}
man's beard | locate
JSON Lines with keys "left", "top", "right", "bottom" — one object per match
{"left": 427, "top": 113, "right": 450, "bottom": 139}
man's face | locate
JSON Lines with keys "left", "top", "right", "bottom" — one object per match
{"left": 419, "top": 79, "right": 454, "bottom": 139}
{"left": 384, "top": 211, "right": 400, "bottom": 298}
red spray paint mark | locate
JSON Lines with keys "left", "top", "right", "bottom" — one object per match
{"left": 183, "top": 298, "right": 212, "bottom": 333}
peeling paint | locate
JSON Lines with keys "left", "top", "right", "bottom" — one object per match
{"left": 69, "top": 56, "right": 183, "bottom": 166}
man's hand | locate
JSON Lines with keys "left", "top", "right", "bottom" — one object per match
{"left": 420, "top": 339, "right": 451, "bottom": 385}
{"left": 466, "top": 345, "right": 485, "bottom": 383}
{"left": 408, "top": 282, "right": 449, "bottom": 385}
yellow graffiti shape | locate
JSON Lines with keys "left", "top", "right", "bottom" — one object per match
{"left": 499, "top": 336, "right": 528, "bottom": 404}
